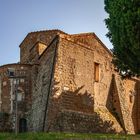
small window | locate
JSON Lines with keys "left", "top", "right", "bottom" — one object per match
{"left": 94, "top": 62, "right": 99, "bottom": 82}
{"left": 7, "top": 68, "right": 15, "bottom": 77}
{"left": 20, "top": 79, "right": 25, "bottom": 83}
{"left": 129, "top": 90, "right": 135, "bottom": 103}
{"left": 129, "top": 95, "right": 133, "bottom": 103}
{"left": 14, "top": 79, "right": 19, "bottom": 85}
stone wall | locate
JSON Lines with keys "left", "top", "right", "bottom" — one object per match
{"left": 19, "top": 30, "right": 66, "bottom": 64}
{"left": 58, "top": 34, "right": 113, "bottom": 109}
{"left": 0, "top": 113, "right": 12, "bottom": 132}
{"left": 3, "top": 29, "right": 139, "bottom": 134}
{"left": 116, "top": 76, "right": 140, "bottom": 134}
{"left": 0, "top": 64, "right": 32, "bottom": 131}
{"left": 39, "top": 34, "right": 124, "bottom": 133}
{"left": 106, "top": 73, "right": 140, "bottom": 134}
{"left": 56, "top": 36, "right": 113, "bottom": 109}
{"left": 51, "top": 110, "right": 123, "bottom": 133}
{"left": 28, "top": 37, "right": 59, "bottom": 131}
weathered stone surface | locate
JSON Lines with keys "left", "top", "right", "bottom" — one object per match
{"left": 49, "top": 109, "right": 123, "bottom": 133}
{"left": 0, "top": 29, "right": 139, "bottom": 134}
{"left": 0, "top": 64, "right": 32, "bottom": 132}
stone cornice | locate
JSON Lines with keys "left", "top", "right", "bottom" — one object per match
{"left": 0, "top": 63, "right": 32, "bottom": 69}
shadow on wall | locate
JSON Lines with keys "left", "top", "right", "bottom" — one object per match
{"left": 60, "top": 86, "right": 94, "bottom": 114}
{"left": 106, "top": 74, "right": 126, "bottom": 133}
{"left": 132, "top": 79, "right": 140, "bottom": 133}
{"left": 46, "top": 81, "right": 117, "bottom": 133}
{"left": 0, "top": 112, "right": 12, "bottom": 132}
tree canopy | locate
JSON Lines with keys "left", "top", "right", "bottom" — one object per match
{"left": 104, "top": 0, "right": 140, "bottom": 77}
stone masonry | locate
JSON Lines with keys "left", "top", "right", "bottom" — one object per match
{"left": 0, "top": 29, "right": 139, "bottom": 134}
{"left": 0, "top": 64, "right": 32, "bottom": 132}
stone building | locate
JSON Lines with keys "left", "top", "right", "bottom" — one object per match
{"left": 0, "top": 64, "right": 32, "bottom": 132}
{"left": 0, "top": 29, "right": 139, "bottom": 134}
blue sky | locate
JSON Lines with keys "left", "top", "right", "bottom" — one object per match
{"left": 0, "top": 0, "right": 112, "bottom": 65}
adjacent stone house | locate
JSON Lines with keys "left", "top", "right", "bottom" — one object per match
{"left": 0, "top": 64, "right": 32, "bottom": 132}
{"left": 0, "top": 29, "right": 139, "bottom": 134}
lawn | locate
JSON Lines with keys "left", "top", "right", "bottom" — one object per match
{"left": 0, "top": 132, "right": 139, "bottom": 140}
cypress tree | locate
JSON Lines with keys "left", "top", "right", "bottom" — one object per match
{"left": 104, "top": 0, "right": 140, "bottom": 76}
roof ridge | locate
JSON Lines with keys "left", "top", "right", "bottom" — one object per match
{"left": 70, "top": 32, "right": 112, "bottom": 56}
{"left": 29, "top": 29, "right": 68, "bottom": 35}
{"left": 70, "top": 32, "right": 95, "bottom": 36}
{"left": 0, "top": 63, "right": 32, "bottom": 69}
{"left": 19, "top": 29, "right": 68, "bottom": 47}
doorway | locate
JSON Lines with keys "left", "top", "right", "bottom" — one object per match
{"left": 19, "top": 118, "right": 27, "bottom": 132}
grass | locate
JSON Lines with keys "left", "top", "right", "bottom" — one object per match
{"left": 0, "top": 132, "right": 139, "bottom": 140}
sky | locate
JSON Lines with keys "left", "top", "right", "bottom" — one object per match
{"left": 0, "top": 0, "right": 113, "bottom": 66}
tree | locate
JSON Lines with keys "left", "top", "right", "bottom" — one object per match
{"left": 104, "top": 0, "right": 140, "bottom": 77}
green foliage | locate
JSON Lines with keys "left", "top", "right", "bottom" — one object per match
{"left": 104, "top": 0, "right": 140, "bottom": 77}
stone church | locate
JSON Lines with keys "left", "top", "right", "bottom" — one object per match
{"left": 0, "top": 29, "right": 139, "bottom": 134}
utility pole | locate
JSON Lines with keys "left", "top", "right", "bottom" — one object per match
{"left": 13, "top": 77, "right": 24, "bottom": 134}
{"left": 14, "top": 78, "right": 18, "bottom": 135}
